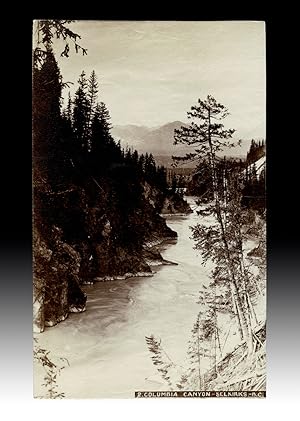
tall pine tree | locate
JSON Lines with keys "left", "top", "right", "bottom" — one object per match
{"left": 73, "top": 71, "right": 89, "bottom": 153}
{"left": 33, "top": 50, "right": 65, "bottom": 187}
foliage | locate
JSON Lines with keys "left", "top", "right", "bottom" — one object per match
{"left": 33, "top": 20, "right": 185, "bottom": 335}
{"left": 173, "top": 95, "right": 238, "bottom": 162}
{"left": 181, "top": 95, "right": 266, "bottom": 370}
{"left": 246, "top": 139, "right": 265, "bottom": 164}
{"left": 33, "top": 20, "right": 87, "bottom": 67}
{"left": 145, "top": 335, "right": 176, "bottom": 389}
{"left": 33, "top": 338, "right": 69, "bottom": 399}
{"left": 146, "top": 95, "right": 266, "bottom": 390}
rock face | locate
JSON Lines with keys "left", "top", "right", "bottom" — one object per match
{"left": 142, "top": 181, "right": 192, "bottom": 215}
{"left": 33, "top": 226, "right": 87, "bottom": 332}
{"left": 161, "top": 193, "right": 192, "bottom": 214}
{"left": 33, "top": 178, "right": 189, "bottom": 332}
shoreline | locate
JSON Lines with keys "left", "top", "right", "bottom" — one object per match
{"left": 36, "top": 211, "right": 189, "bottom": 332}
{"left": 85, "top": 236, "right": 180, "bottom": 284}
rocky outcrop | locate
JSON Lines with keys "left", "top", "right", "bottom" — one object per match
{"left": 33, "top": 177, "right": 189, "bottom": 332}
{"left": 33, "top": 225, "right": 86, "bottom": 333}
{"left": 142, "top": 181, "right": 192, "bottom": 215}
{"left": 161, "top": 193, "right": 192, "bottom": 215}
{"left": 143, "top": 244, "right": 178, "bottom": 267}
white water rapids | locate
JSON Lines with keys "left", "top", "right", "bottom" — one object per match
{"left": 34, "top": 197, "right": 259, "bottom": 398}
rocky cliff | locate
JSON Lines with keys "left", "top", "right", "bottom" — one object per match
{"left": 161, "top": 192, "right": 192, "bottom": 215}
{"left": 33, "top": 177, "right": 189, "bottom": 333}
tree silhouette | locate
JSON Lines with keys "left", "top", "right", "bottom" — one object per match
{"left": 33, "top": 20, "right": 87, "bottom": 67}
{"left": 33, "top": 50, "right": 67, "bottom": 187}
{"left": 175, "top": 95, "right": 255, "bottom": 354}
{"left": 73, "top": 71, "right": 89, "bottom": 152}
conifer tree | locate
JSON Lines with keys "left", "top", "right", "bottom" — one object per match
{"left": 175, "top": 95, "right": 255, "bottom": 354}
{"left": 89, "top": 102, "right": 112, "bottom": 174}
{"left": 73, "top": 71, "right": 89, "bottom": 152}
{"left": 32, "top": 50, "right": 64, "bottom": 186}
{"left": 33, "top": 20, "right": 87, "bottom": 67}
{"left": 66, "top": 91, "right": 73, "bottom": 124}
{"left": 86, "top": 70, "right": 99, "bottom": 146}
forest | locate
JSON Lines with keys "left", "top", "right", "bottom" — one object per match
{"left": 33, "top": 20, "right": 266, "bottom": 398}
{"left": 146, "top": 96, "right": 266, "bottom": 392}
{"left": 33, "top": 21, "right": 190, "bottom": 332}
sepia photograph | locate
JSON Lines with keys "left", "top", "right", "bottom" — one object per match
{"left": 32, "top": 20, "right": 266, "bottom": 399}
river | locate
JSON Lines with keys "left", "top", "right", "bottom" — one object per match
{"left": 34, "top": 197, "right": 214, "bottom": 398}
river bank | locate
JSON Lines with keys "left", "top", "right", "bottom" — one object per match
{"left": 34, "top": 197, "right": 206, "bottom": 398}
{"left": 34, "top": 196, "right": 266, "bottom": 398}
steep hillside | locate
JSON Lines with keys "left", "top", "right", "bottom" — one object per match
{"left": 33, "top": 173, "right": 190, "bottom": 333}
{"left": 32, "top": 57, "right": 192, "bottom": 334}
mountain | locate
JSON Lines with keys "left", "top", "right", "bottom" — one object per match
{"left": 142, "top": 121, "right": 190, "bottom": 155}
{"left": 111, "top": 121, "right": 190, "bottom": 157}
{"left": 111, "top": 124, "right": 152, "bottom": 142}
{"left": 111, "top": 122, "right": 263, "bottom": 163}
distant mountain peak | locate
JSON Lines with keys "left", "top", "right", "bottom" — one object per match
{"left": 110, "top": 121, "right": 255, "bottom": 161}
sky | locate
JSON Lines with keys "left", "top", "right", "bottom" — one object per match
{"left": 51, "top": 20, "right": 265, "bottom": 140}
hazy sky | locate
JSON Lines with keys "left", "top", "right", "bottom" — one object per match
{"left": 53, "top": 20, "right": 265, "bottom": 139}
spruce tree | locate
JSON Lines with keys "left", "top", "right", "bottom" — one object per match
{"left": 73, "top": 71, "right": 89, "bottom": 152}
{"left": 34, "top": 20, "right": 87, "bottom": 67}
{"left": 33, "top": 50, "right": 64, "bottom": 186}
{"left": 86, "top": 70, "right": 99, "bottom": 147}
